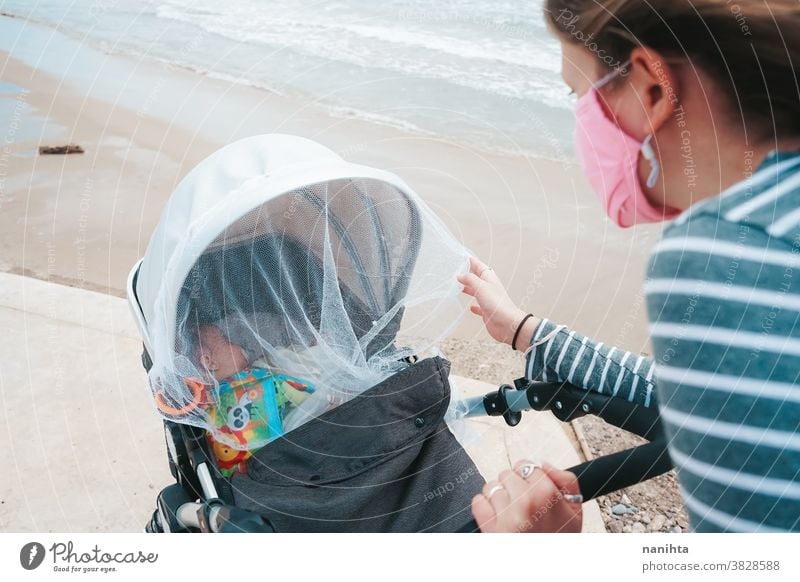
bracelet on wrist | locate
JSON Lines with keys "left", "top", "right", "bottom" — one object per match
{"left": 512, "top": 313, "right": 534, "bottom": 351}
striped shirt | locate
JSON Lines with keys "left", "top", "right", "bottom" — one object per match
{"left": 525, "top": 150, "right": 800, "bottom": 532}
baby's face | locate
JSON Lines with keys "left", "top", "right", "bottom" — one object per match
{"left": 197, "top": 325, "right": 249, "bottom": 381}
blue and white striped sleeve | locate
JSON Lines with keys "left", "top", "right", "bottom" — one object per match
{"left": 523, "top": 318, "right": 657, "bottom": 408}
{"left": 645, "top": 215, "right": 800, "bottom": 532}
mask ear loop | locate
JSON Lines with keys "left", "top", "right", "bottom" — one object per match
{"left": 641, "top": 134, "right": 660, "bottom": 188}
{"left": 593, "top": 58, "right": 661, "bottom": 189}
{"left": 592, "top": 59, "right": 632, "bottom": 90}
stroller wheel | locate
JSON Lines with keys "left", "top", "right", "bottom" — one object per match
{"left": 145, "top": 509, "right": 164, "bottom": 533}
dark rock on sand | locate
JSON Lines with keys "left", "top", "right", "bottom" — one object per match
{"left": 39, "top": 144, "right": 84, "bottom": 155}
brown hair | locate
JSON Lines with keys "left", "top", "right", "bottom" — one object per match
{"left": 544, "top": 0, "right": 800, "bottom": 137}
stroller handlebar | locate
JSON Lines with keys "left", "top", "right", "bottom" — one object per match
{"left": 461, "top": 378, "right": 672, "bottom": 502}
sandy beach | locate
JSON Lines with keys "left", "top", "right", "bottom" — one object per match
{"left": 0, "top": 15, "right": 660, "bottom": 356}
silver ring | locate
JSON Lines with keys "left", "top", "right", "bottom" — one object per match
{"left": 486, "top": 484, "right": 504, "bottom": 498}
{"left": 563, "top": 493, "right": 584, "bottom": 504}
{"left": 517, "top": 463, "right": 539, "bottom": 479}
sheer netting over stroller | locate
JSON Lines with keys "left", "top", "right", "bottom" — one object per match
{"left": 127, "top": 134, "right": 486, "bottom": 532}
{"left": 128, "top": 134, "right": 673, "bottom": 533}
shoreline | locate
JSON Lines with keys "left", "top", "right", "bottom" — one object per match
{"left": 0, "top": 9, "right": 576, "bottom": 163}
{"left": 0, "top": 21, "right": 658, "bottom": 352}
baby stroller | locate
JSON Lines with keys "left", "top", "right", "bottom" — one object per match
{"left": 127, "top": 134, "right": 672, "bottom": 533}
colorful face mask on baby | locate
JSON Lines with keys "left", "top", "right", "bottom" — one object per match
{"left": 573, "top": 61, "right": 680, "bottom": 227}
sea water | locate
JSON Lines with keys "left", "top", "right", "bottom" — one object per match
{"left": 0, "top": 0, "right": 575, "bottom": 160}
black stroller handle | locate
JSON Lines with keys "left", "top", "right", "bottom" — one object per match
{"left": 474, "top": 378, "right": 672, "bottom": 502}
{"left": 569, "top": 439, "right": 672, "bottom": 501}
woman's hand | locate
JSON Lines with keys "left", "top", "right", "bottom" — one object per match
{"left": 472, "top": 461, "right": 583, "bottom": 533}
{"left": 458, "top": 256, "right": 539, "bottom": 348}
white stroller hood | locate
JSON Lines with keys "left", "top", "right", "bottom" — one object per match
{"left": 129, "top": 134, "right": 471, "bottom": 451}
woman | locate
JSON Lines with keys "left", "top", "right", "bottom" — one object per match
{"left": 463, "top": 0, "right": 800, "bottom": 533}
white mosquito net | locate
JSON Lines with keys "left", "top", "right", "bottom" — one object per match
{"left": 138, "top": 135, "right": 471, "bottom": 457}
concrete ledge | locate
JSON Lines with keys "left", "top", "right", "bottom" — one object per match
{"left": 0, "top": 273, "right": 605, "bottom": 532}
{"left": 0, "top": 273, "right": 170, "bottom": 532}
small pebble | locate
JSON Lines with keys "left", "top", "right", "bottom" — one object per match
{"left": 669, "top": 526, "right": 682, "bottom": 533}
{"left": 607, "top": 520, "right": 623, "bottom": 533}
{"left": 649, "top": 514, "right": 667, "bottom": 532}
{"left": 611, "top": 503, "right": 629, "bottom": 516}
{"left": 632, "top": 522, "right": 646, "bottom": 533}
{"left": 621, "top": 494, "right": 632, "bottom": 505}
{"left": 622, "top": 525, "right": 632, "bottom": 533}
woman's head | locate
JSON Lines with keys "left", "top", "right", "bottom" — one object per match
{"left": 544, "top": 0, "right": 800, "bottom": 210}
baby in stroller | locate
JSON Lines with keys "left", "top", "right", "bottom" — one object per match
{"left": 191, "top": 322, "right": 317, "bottom": 477}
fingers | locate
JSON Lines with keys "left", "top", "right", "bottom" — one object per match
{"left": 473, "top": 479, "right": 514, "bottom": 533}
{"left": 469, "top": 255, "right": 500, "bottom": 283}
{"left": 498, "top": 468, "right": 529, "bottom": 501}
{"left": 457, "top": 272, "right": 482, "bottom": 296}
{"left": 469, "top": 304, "right": 483, "bottom": 317}
{"left": 469, "top": 255, "right": 490, "bottom": 276}
{"left": 471, "top": 494, "right": 497, "bottom": 533}
{"left": 541, "top": 462, "right": 581, "bottom": 497}
{"left": 482, "top": 480, "right": 511, "bottom": 515}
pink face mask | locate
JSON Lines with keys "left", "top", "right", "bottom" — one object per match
{"left": 573, "top": 63, "right": 680, "bottom": 227}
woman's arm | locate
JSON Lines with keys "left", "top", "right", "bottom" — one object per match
{"left": 458, "top": 256, "right": 657, "bottom": 407}
{"left": 525, "top": 319, "right": 657, "bottom": 408}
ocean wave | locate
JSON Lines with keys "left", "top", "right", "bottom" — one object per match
{"left": 154, "top": 0, "right": 569, "bottom": 109}
{"left": 1, "top": 0, "right": 575, "bottom": 159}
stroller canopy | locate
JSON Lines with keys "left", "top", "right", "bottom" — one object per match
{"left": 132, "top": 134, "right": 471, "bottom": 448}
